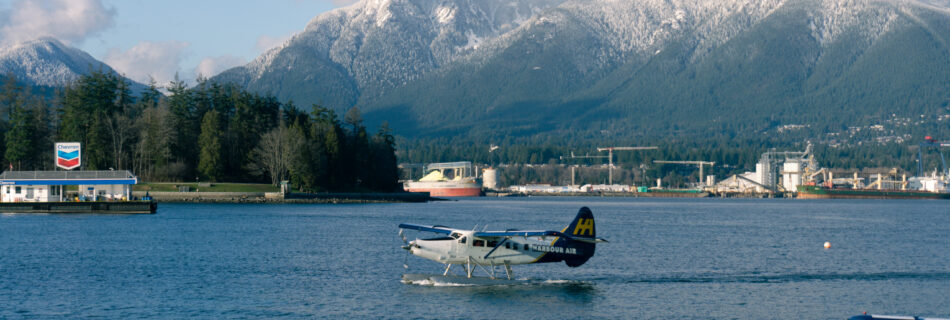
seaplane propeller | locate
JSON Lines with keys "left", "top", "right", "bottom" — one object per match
{"left": 399, "top": 228, "right": 411, "bottom": 269}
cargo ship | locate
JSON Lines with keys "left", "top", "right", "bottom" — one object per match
{"left": 403, "top": 162, "right": 482, "bottom": 197}
{"left": 797, "top": 185, "right": 950, "bottom": 200}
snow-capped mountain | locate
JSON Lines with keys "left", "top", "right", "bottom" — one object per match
{"left": 214, "top": 0, "right": 950, "bottom": 139}
{"left": 214, "top": 0, "right": 567, "bottom": 107}
{"left": 0, "top": 37, "right": 144, "bottom": 91}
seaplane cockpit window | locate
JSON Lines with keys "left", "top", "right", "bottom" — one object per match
{"left": 450, "top": 232, "right": 461, "bottom": 239}
{"left": 524, "top": 244, "right": 529, "bottom": 251}
{"left": 459, "top": 236, "right": 466, "bottom": 244}
{"left": 473, "top": 239, "right": 485, "bottom": 247}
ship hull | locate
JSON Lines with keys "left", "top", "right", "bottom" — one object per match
{"left": 797, "top": 186, "right": 950, "bottom": 200}
{"left": 404, "top": 181, "right": 482, "bottom": 197}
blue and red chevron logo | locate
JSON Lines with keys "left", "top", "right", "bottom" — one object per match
{"left": 55, "top": 142, "right": 81, "bottom": 170}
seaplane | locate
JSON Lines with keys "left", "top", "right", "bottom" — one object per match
{"left": 398, "top": 207, "right": 607, "bottom": 285}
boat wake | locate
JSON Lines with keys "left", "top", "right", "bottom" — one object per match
{"left": 401, "top": 273, "right": 587, "bottom": 287}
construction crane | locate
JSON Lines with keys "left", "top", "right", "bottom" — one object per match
{"left": 596, "top": 147, "right": 659, "bottom": 185}
{"left": 653, "top": 160, "right": 716, "bottom": 185}
{"left": 917, "top": 136, "right": 949, "bottom": 177}
{"left": 559, "top": 152, "right": 609, "bottom": 161}
{"left": 560, "top": 152, "right": 609, "bottom": 186}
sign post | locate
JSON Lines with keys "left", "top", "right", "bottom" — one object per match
{"left": 55, "top": 142, "right": 81, "bottom": 170}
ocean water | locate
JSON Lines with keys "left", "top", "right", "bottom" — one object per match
{"left": 1, "top": 197, "right": 949, "bottom": 319}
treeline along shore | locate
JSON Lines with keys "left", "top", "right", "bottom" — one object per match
{"left": 132, "top": 191, "right": 433, "bottom": 204}
{"left": 0, "top": 71, "right": 401, "bottom": 194}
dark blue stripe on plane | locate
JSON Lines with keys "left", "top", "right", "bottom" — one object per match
{"left": 483, "top": 238, "right": 508, "bottom": 259}
{"left": 57, "top": 150, "right": 79, "bottom": 159}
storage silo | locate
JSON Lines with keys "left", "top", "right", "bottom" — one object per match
{"left": 482, "top": 168, "right": 498, "bottom": 190}
{"left": 782, "top": 161, "right": 802, "bottom": 191}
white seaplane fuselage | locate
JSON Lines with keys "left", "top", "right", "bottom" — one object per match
{"left": 407, "top": 230, "right": 578, "bottom": 266}
{"left": 399, "top": 207, "right": 603, "bottom": 281}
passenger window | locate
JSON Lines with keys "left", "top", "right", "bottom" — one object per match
{"left": 505, "top": 242, "right": 510, "bottom": 249}
{"left": 524, "top": 244, "right": 529, "bottom": 251}
{"left": 474, "top": 240, "right": 485, "bottom": 247}
{"left": 15, "top": 187, "right": 21, "bottom": 194}
{"left": 488, "top": 241, "right": 498, "bottom": 247}
{"left": 459, "top": 237, "right": 466, "bottom": 244}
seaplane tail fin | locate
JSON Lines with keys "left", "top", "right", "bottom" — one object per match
{"left": 565, "top": 207, "right": 596, "bottom": 238}
{"left": 560, "top": 207, "right": 598, "bottom": 267}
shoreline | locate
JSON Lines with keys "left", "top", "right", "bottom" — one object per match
{"left": 131, "top": 191, "right": 434, "bottom": 204}
{"left": 486, "top": 191, "right": 789, "bottom": 198}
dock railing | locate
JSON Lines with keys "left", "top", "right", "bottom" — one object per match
{"left": 0, "top": 170, "right": 136, "bottom": 180}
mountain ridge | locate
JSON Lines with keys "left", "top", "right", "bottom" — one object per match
{"left": 212, "top": 0, "right": 950, "bottom": 141}
{"left": 0, "top": 37, "right": 147, "bottom": 93}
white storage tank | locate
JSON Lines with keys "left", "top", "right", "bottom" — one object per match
{"left": 782, "top": 161, "right": 802, "bottom": 191}
{"left": 755, "top": 162, "right": 766, "bottom": 185}
{"left": 482, "top": 168, "right": 498, "bottom": 190}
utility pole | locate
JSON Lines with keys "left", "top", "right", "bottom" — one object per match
{"left": 596, "top": 147, "right": 658, "bottom": 185}
{"left": 653, "top": 160, "right": 716, "bottom": 186}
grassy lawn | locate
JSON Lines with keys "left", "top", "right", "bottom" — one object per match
{"left": 133, "top": 182, "right": 279, "bottom": 193}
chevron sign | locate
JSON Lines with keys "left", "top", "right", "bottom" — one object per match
{"left": 55, "top": 142, "right": 81, "bottom": 170}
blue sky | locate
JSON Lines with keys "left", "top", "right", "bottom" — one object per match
{"left": 0, "top": 0, "right": 357, "bottom": 85}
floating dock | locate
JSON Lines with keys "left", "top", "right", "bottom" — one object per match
{"left": 0, "top": 200, "right": 157, "bottom": 214}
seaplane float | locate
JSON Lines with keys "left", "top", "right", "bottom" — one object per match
{"left": 398, "top": 207, "right": 607, "bottom": 285}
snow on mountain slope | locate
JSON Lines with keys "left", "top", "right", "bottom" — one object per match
{"left": 234, "top": 0, "right": 566, "bottom": 91}
{"left": 214, "top": 0, "right": 950, "bottom": 140}
{"left": 0, "top": 37, "right": 111, "bottom": 87}
{"left": 0, "top": 37, "right": 145, "bottom": 91}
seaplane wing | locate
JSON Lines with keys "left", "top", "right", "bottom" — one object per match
{"left": 397, "top": 223, "right": 454, "bottom": 235}
{"left": 399, "top": 207, "right": 607, "bottom": 283}
{"left": 473, "top": 230, "right": 608, "bottom": 243}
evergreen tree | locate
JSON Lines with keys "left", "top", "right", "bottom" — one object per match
{"left": 28, "top": 99, "right": 53, "bottom": 169}
{"left": 0, "top": 73, "right": 26, "bottom": 167}
{"left": 5, "top": 105, "right": 33, "bottom": 169}
{"left": 369, "top": 122, "right": 399, "bottom": 191}
{"left": 85, "top": 115, "right": 111, "bottom": 169}
{"left": 198, "top": 109, "right": 223, "bottom": 181}
{"left": 166, "top": 76, "right": 197, "bottom": 178}
{"left": 311, "top": 105, "right": 342, "bottom": 189}
{"left": 1, "top": 72, "right": 24, "bottom": 119}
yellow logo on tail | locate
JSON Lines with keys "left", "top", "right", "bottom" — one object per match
{"left": 573, "top": 218, "right": 593, "bottom": 236}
